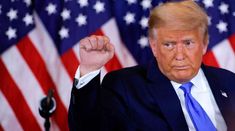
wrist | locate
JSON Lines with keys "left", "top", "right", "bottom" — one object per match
{"left": 80, "top": 65, "right": 100, "bottom": 77}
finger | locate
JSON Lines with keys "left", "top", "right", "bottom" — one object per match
{"left": 105, "top": 41, "right": 115, "bottom": 60}
{"left": 96, "top": 36, "right": 106, "bottom": 50}
{"left": 102, "top": 36, "right": 112, "bottom": 51}
{"left": 103, "top": 36, "right": 110, "bottom": 45}
{"left": 103, "top": 36, "right": 113, "bottom": 51}
{"left": 80, "top": 37, "right": 92, "bottom": 51}
{"left": 88, "top": 35, "right": 98, "bottom": 50}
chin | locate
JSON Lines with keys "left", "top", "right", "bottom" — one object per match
{"left": 172, "top": 71, "right": 195, "bottom": 83}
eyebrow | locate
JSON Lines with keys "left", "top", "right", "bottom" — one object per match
{"left": 162, "top": 40, "right": 176, "bottom": 44}
{"left": 182, "top": 39, "right": 193, "bottom": 41}
{"left": 161, "top": 36, "right": 195, "bottom": 44}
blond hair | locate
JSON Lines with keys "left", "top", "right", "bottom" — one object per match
{"left": 148, "top": 0, "right": 208, "bottom": 41}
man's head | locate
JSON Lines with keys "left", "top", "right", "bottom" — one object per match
{"left": 148, "top": 0, "right": 209, "bottom": 83}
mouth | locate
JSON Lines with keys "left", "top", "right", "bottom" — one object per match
{"left": 173, "top": 65, "right": 190, "bottom": 70}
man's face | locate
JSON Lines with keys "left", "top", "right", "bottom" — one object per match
{"left": 149, "top": 27, "right": 208, "bottom": 83}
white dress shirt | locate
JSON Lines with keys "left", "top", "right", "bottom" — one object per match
{"left": 171, "top": 68, "right": 227, "bottom": 131}
{"left": 75, "top": 67, "right": 227, "bottom": 130}
{"left": 74, "top": 67, "right": 100, "bottom": 89}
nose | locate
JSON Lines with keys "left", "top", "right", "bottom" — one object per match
{"left": 175, "top": 44, "right": 185, "bottom": 61}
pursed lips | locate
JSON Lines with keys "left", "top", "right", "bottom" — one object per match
{"left": 172, "top": 65, "right": 190, "bottom": 70}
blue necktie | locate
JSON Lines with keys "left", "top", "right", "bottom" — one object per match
{"left": 180, "top": 82, "right": 216, "bottom": 131}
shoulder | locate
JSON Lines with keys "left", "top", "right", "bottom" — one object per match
{"left": 203, "top": 65, "right": 235, "bottom": 81}
{"left": 101, "top": 65, "right": 149, "bottom": 90}
{"left": 204, "top": 66, "right": 235, "bottom": 76}
{"left": 103, "top": 65, "right": 148, "bottom": 82}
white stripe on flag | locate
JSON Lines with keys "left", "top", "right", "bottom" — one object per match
{"left": 72, "top": 43, "right": 80, "bottom": 63}
{"left": 29, "top": 13, "right": 72, "bottom": 109}
{"left": 0, "top": 91, "right": 23, "bottom": 131}
{"left": 102, "top": 18, "right": 137, "bottom": 67}
{"left": 1, "top": 46, "right": 45, "bottom": 130}
{"left": 212, "top": 39, "right": 235, "bottom": 73}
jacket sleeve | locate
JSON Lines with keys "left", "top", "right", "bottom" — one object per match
{"left": 68, "top": 72, "right": 136, "bottom": 131}
{"left": 68, "top": 74, "right": 101, "bottom": 131}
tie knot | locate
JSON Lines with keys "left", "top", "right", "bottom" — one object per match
{"left": 180, "top": 82, "right": 193, "bottom": 94}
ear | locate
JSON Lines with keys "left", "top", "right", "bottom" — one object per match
{"left": 202, "top": 44, "right": 208, "bottom": 55}
{"left": 149, "top": 37, "right": 158, "bottom": 58}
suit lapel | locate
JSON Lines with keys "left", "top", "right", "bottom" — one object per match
{"left": 146, "top": 60, "right": 188, "bottom": 131}
{"left": 202, "top": 65, "right": 235, "bottom": 130}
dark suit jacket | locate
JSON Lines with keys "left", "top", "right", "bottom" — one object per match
{"left": 68, "top": 60, "right": 235, "bottom": 131}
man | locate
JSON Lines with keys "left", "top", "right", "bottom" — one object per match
{"left": 68, "top": 0, "right": 235, "bottom": 131}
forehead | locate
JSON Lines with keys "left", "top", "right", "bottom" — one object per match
{"left": 156, "top": 27, "right": 202, "bottom": 40}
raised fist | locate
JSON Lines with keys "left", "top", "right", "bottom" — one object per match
{"left": 79, "top": 35, "right": 115, "bottom": 76}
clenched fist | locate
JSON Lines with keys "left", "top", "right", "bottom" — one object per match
{"left": 79, "top": 35, "right": 115, "bottom": 76}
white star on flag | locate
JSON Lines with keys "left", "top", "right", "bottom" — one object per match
{"left": 61, "top": 8, "right": 71, "bottom": 21}
{"left": 24, "top": 0, "right": 31, "bottom": 6}
{"left": 126, "top": 0, "right": 137, "bottom": 5}
{"left": 138, "top": 36, "right": 149, "bottom": 48}
{"left": 23, "top": 13, "right": 33, "bottom": 26}
{"left": 124, "top": 12, "right": 135, "bottom": 25}
{"left": 76, "top": 14, "right": 87, "bottom": 26}
{"left": 139, "top": 16, "right": 148, "bottom": 29}
{"left": 6, "top": 27, "right": 17, "bottom": 40}
{"left": 203, "top": 0, "right": 214, "bottom": 8}
{"left": 59, "top": 27, "right": 69, "bottom": 39}
{"left": 7, "top": 8, "right": 18, "bottom": 21}
{"left": 93, "top": 1, "right": 105, "bottom": 14}
{"left": 216, "top": 20, "right": 228, "bottom": 33}
{"left": 219, "top": 2, "right": 229, "bottom": 14}
{"left": 46, "top": 3, "right": 57, "bottom": 15}
{"left": 78, "top": 0, "right": 88, "bottom": 8}
{"left": 141, "top": 0, "right": 152, "bottom": 10}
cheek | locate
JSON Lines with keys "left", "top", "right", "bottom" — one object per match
{"left": 159, "top": 50, "right": 174, "bottom": 63}
{"left": 188, "top": 48, "right": 204, "bottom": 66}
{"left": 193, "top": 55, "right": 203, "bottom": 68}
{"left": 157, "top": 50, "right": 173, "bottom": 69}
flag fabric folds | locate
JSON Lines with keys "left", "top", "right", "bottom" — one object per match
{"left": 0, "top": 0, "right": 234, "bottom": 130}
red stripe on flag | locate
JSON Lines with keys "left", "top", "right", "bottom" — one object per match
{"left": 203, "top": 50, "right": 220, "bottom": 68}
{"left": 105, "top": 55, "right": 122, "bottom": 72}
{"left": 92, "top": 28, "right": 104, "bottom": 36}
{"left": 16, "top": 36, "right": 69, "bottom": 131}
{"left": 0, "top": 124, "right": 3, "bottom": 131}
{"left": 93, "top": 29, "right": 122, "bottom": 71}
{"left": 0, "top": 59, "right": 41, "bottom": 131}
{"left": 61, "top": 49, "right": 80, "bottom": 79}
{"left": 228, "top": 34, "right": 235, "bottom": 53}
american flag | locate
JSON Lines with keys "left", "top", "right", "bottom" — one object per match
{"left": 0, "top": 0, "right": 234, "bottom": 131}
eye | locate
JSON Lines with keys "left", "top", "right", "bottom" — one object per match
{"left": 163, "top": 42, "right": 175, "bottom": 49}
{"left": 184, "top": 40, "right": 195, "bottom": 48}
